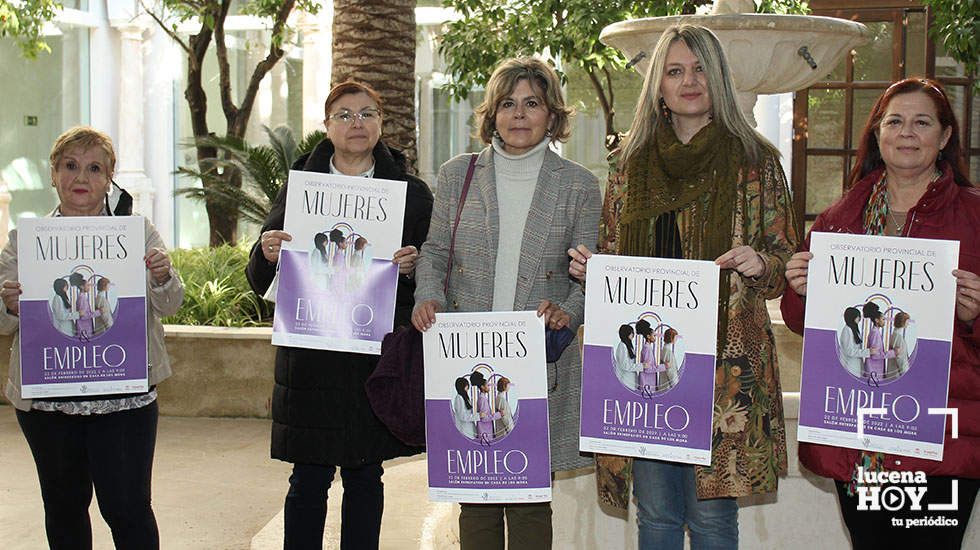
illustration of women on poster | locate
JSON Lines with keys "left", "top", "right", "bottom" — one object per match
{"left": 862, "top": 302, "right": 896, "bottom": 380}
{"left": 889, "top": 312, "right": 912, "bottom": 378}
{"left": 658, "top": 328, "right": 680, "bottom": 391}
{"left": 69, "top": 273, "right": 95, "bottom": 340}
{"left": 452, "top": 377, "right": 480, "bottom": 439}
{"left": 49, "top": 278, "right": 78, "bottom": 337}
{"left": 95, "top": 277, "right": 114, "bottom": 334}
{"left": 837, "top": 307, "right": 870, "bottom": 378}
{"left": 494, "top": 377, "right": 516, "bottom": 436}
{"left": 472, "top": 372, "right": 500, "bottom": 443}
{"left": 636, "top": 320, "right": 659, "bottom": 392}
{"left": 614, "top": 324, "right": 644, "bottom": 389}
{"left": 347, "top": 236, "right": 371, "bottom": 291}
{"left": 328, "top": 228, "right": 349, "bottom": 290}
{"left": 309, "top": 232, "right": 331, "bottom": 290}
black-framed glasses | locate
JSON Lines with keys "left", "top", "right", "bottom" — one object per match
{"left": 327, "top": 108, "right": 381, "bottom": 125}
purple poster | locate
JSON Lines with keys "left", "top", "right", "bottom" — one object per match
{"left": 798, "top": 232, "right": 959, "bottom": 460}
{"left": 273, "top": 170, "right": 406, "bottom": 354}
{"left": 579, "top": 255, "right": 719, "bottom": 465}
{"left": 17, "top": 216, "right": 148, "bottom": 398}
{"left": 423, "top": 311, "right": 552, "bottom": 503}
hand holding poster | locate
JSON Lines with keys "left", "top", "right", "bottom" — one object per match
{"left": 18, "top": 216, "right": 148, "bottom": 398}
{"left": 797, "top": 232, "right": 959, "bottom": 460}
{"left": 273, "top": 170, "right": 407, "bottom": 354}
{"left": 579, "top": 255, "right": 719, "bottom": 465}
{"left": 423, "top": 311, "right": 551, "bottom": 503}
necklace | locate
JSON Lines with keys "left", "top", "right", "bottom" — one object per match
{"left": 883, "top": 169, "right": 940, "bottom": 236}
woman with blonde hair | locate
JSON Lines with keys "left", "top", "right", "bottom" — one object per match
{"left": 568, "top": 24, "right": 798, "bottom": 549}
{"left": 413, "top": 56, "right": 601, "bottom": 548}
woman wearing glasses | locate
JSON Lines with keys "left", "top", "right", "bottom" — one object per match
{"left": 413, "top": 56, "right": 601, "bottom": 548}
{"left": 246, "top": 80, "right": 434, "bottom": 550}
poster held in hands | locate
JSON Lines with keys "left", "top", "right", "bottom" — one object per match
{"left": 18, "top": 216, "right": 148, "bottom": 398}
{"left": 797, "top": 232, "right": 958, "bottom": 461}
{"left": 424, "top": 311, "right": 552, "bottom": 503}
{"left": 579, "top": 255, "right": 719, "bottom": 466}
{"left": 273, "top": 170, "right": 407, "bottom": 354}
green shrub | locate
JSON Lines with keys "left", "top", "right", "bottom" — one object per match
{"left": 163, "top": 244, "right": 272, "bottom": 327}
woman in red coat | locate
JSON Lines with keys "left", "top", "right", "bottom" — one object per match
{"left": 781, "top": 78, "right": 980, "bottom": 549}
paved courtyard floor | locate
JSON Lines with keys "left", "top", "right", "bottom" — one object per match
{"left": 0, "top": 409, "right": 456, "bottom": 549}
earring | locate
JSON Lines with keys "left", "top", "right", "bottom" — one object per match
{"left": 545, "top": 128, "right": 553, "bottom": 137}
{"left": 492, "top": 129, "right": 501, "bottom": 139}
{"left": 659, "top": 97, "right": 672, "bottom": 123}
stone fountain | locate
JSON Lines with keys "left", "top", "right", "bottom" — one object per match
{"left": 600, "top": 0, "right": 871, "bottom": 125}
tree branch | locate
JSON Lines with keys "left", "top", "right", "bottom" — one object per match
{"left": 140, "top": 1, "right": 192, "bottom": 57}
{"left": 585, "top": 66, "right": 615, "bottom": 143}
{"left": 214, "top": 0, "right": 238, "bottom": 123}
{"left": 234, "top": 0, "right": 296, "bottom": 137}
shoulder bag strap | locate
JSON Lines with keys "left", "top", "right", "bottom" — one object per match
{"left": 444, "top": 154, "right": 478, "bottom": 294}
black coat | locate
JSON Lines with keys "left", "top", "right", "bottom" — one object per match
{"left": 246, "top": 139, "right": 433, "bottom": 466}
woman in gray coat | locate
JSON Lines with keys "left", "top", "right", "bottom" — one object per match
{"left": 412, "top": 57, "right": 601, "bottom": 549}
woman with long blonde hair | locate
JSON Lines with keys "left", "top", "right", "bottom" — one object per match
{"left": 569, "top": 24, "right": 798, "bottom": 549}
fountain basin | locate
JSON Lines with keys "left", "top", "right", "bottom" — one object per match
{"left": 601, "top": 15, "right": 870, "bottom": 94}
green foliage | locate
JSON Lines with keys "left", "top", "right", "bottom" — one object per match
{"left": 176, "top": 125, "right": 325, "bottom": 226}
{"left": 923, "top": 0, "right": 979, "bottom": 90}
{"left": 155, "top": 0, "right": 320, "bottom": 47}
{"left": 0, "top": 0, "right": 61, "bottom": 58}
{"left": 755, "top": 0, "right": 808, "bottom": 15}
{"left": 163, "top": 244, "right": 271, "bottom": 327}
{"left": 438, "top": 1, "right": 683, "bottom": 103}
{"left": 438, "top": 0, "right": 810, "bottom": 138}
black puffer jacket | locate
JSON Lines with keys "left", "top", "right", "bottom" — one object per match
{"left": 246, "top": 138, "right": 433, "bottom": 466}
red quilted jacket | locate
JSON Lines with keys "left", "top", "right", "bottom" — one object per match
{"left": 781, "top": 163, "right": 980, "bottom": 480}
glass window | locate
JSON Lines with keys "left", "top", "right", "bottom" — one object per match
{"left": 852, "top": 88, "right": 887, "bottom": 147}
{"left": 807, "top": 89, "right": 846, "bottom": 149}
{"left": 971, "top": 92, "right": 979, "bottom": 147}
{"left": 934, "top": 41, "right": 966, "bottom": 78}
{"left": 806, "top": 155, "right": 844, "bottom": 216}
{"left": 853, "top": 22, "right": 894, "bottom": 82}
{"left": 0, "top": 25, "right": 89, "bottom": 227}
{"left": 942, "top": 84, "right": 968, "bottom": 144}
{"left": 904, "top": 11, "right": 926, "bottom": 77}
{"left": 174, "top": 30, "right": 304, "bottom": 249}
{"left": 428, "top": 86, "right": 482, "bottom": 179}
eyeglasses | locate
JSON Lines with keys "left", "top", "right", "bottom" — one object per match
{"left": 327, "top": 108, "right": 381, "bottom": 125}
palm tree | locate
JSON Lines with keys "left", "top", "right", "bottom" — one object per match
{"left": 177, "top": 126, "right": 325, "bottom": 226}
{"left": 331, "top": 0, "right": 418, "bottom": 170}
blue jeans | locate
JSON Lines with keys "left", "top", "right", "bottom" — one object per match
{"left": 633, "top": 459, "right": 738, "bottom": 550}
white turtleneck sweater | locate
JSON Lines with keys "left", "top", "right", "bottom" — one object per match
{"left": 491, "top": 137, "right": 549, "bottom": 311}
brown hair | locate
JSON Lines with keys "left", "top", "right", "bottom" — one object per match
{"left": 473, "top": 57, "right": 573, "bottom": 144}
{"left": 49, "top": 126, "right": 116, "bottom": 178}
{"left": 324, "top": 80, "right": 384, "bottom": 118}
{"left": 849, "top": 77, "right": 972, "bottom": 188}
{"left": 496, "top": 376, "right": 510, "bottom": 393}
{"left": 894, "top": 312, "right": 910, "bottom": 329}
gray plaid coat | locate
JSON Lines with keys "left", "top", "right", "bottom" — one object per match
{"left": 415, "top": 146, "right": 601, "bottom": 471}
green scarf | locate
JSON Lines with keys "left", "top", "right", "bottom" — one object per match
{"left": 618, "top": 120, "right": 744, "bottom": 351}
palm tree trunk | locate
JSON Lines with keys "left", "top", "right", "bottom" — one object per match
{"left": 332, "top": 0, "right": 417, "bottom": 171}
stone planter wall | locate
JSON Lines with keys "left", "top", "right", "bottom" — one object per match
{"left": 0, "top": 326, "right": 277, "bottom": 418}
{"left": 1, "top": 321, "right": 802, "bottom": 418}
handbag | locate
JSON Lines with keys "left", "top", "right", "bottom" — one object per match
{"left": 546, "top": 326, "right": 575, "bottom": 363}
{"left": 366, "top": 154, "right": 478, "bottom": 447}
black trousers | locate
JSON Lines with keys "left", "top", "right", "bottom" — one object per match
{"left": 835, "top": 475, "right": 980, "bottom": 549}
{"left": 458, "top": 502, "right": 553, "bottom": 550}
{"left": 16, "top": 402, "right": 160, "bottom": 550}
{"left": 283, "top": 462, "right": 385, "bottom": 550}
